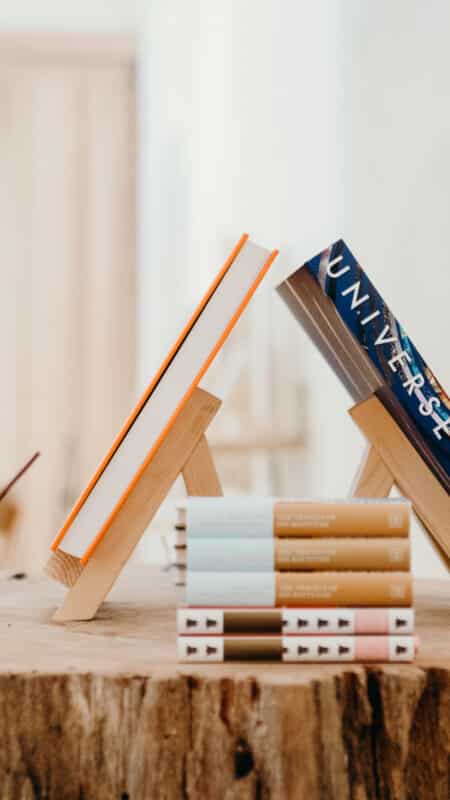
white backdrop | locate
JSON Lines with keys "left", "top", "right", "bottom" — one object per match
{"left": 340, "top": 1, "right": 450, "bottom": 577}
{"left": 0, "top": 1, "right": 447, "bottom": 577}
{"left": 139, "top": 0, "right": 449, "bottom": 577}
{"left": 139, "top": 0, "right": 343, "bottom": 481}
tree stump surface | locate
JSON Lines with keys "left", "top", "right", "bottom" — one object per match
{"left": 0, "top": 565, "right": 448, "bottom": 800}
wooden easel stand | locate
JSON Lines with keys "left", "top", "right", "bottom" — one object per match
{"left": 47, "top": 389, "right": 450, "bottom": 622}
{"left": 46, "top": 387, "right": 223, "bottom": 621}
{"left": 350, "top": 395, "right": 450, "bottom": 570}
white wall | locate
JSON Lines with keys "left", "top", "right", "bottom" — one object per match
{"left": 140, "top": 0, "right": 449, "bottom": 577}
{"left": 1, "top": 2, "right": 446, "bottom": 577}
{"left": 139, "top": 0, "right": 343, "bottom": 487}
{"left": 340, "top": 1, "right": 450, "bottom": 577}
{"left": 0, "top": 1, "right": 141, "bottom": 30}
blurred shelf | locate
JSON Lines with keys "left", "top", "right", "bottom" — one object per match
{"left": 209, "top": 435, "right": 306, "bottom": 452}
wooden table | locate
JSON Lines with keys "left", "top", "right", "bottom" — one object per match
{"left": 0, "top": 566, "right": 448, "bottom": 800}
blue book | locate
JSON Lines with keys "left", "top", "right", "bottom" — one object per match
{"left": 278, "top": 240, "right": 450, "bottom": 489}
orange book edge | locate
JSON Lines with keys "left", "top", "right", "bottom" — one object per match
{"left": 52, "top": 234, "right": 279, "bottom": 563}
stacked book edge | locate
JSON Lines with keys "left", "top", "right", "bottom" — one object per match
{"left": 175, "top": 497, "right": 416, "bottom": 663}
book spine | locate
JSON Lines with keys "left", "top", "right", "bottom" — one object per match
{"left": 376, "top": 385, "right": 450, "bottom": 493}
{"left": 276, "top": 268, "right": 383, "bottom": 401}
{"left": 185, "top": 571, "right": 413, "bottom": 607}
{"left": 177, "top": 607, "right": 415, "bottom": 635}
{"left": 52, "top": 238, "right": 278, "bottom": 562}
{"left": 178, "top": 635, "right": 417, "bottom": 662}
{"left": 274, "top": 500, "right": 410, "bottom": 537}
{"left": 278, "top": 267, "right": 449, "bottom": 494}
{"left": 180, "top": 497, "right": 410, "bottom": 537}
{"left": 305, "top": 239, "right": 450, "bottom": 479}
{"left": 179, "top": 537, "right": 409, "bottom": 571}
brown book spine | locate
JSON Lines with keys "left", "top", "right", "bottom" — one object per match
{"left": 275, "top": 572, "right": 412, "bottom": 607}
{"left": 173, "top": 537, "right": 410, "bottom": 572}
{"left": 185, "top": 571, "right": 412, "bottom": 607}
{"left": 274, "top": 538, "right": 409, "bottom": 571}
{"left": 274, "top": 500, "right": 410, "bottom": 537}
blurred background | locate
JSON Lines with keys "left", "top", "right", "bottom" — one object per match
{"left": 0, "top": 1, "right": 448, "bottom": 577}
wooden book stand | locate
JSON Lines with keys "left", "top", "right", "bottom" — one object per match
{"left": 349, "top": 394, "right": 450, "bottom": 570}
{"left": 45, "top": 387, "right": 223, "bottom": 621}
{"left": 47, "top": 388, "right": 449, "bottom": 622}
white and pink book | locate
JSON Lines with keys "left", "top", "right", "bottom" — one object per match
{"left": 178, "top": 634, "right": 418, "bottom": 663}
{"left": 177, "top": 607, "right": 414, "bottom": 635}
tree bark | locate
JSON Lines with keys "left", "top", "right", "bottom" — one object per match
{"left": 0, "top": 567, "right": 448, "bottom": 799}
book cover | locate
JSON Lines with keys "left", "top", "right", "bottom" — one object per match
{"left": 277, "top": 253, "right": 449, "bottom": 493}
{"left": 186, "top": 571, "right": 413, "bottom": 607}
{"left": 177, "top": 497, "right": 410, "bottom": 537}
{"left": 51, "top": 235, "right": 278, "bottom": 562}
{"left": 173, "top": 537, "right": 410, "bottom": 571}
{"left": 289, "top": 240, "right": 450, "bottom": 480}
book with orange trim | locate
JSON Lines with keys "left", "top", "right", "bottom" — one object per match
{"left": 52, "top": 234, "right": 278, "bottom": 563}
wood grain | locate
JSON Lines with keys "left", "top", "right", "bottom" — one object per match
{"left": 350, "top": 396, "right": 450, "bottom": 570}
{"left": 44, "top": 549, "right": 83, "bottom": 589}
{"left": 50, "top": 388, "right": 221, "bottom": 622}
{"left": 351, "top": 443, "right": 395, "bottom": 497}
{"left": 182, "top": 434, "right": 223, "bottom": 496}
{"left": 0, "top": 565, "right": 448, "bottom": 799}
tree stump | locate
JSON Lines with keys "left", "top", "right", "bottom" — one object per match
{"left": 0, "top": 565, "right": 448, "bottom": 799}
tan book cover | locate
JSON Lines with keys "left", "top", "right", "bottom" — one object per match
{"left": 173, "top": 537, "right": 410, "bottom": 571}
{"left": 186, "top": 571, "right": 412, "bottom": 607}
{"left": 178, "top": 497, "right": 410, "bottom": 537}
{"left": 275, "top": 572, "right": 412, "bottom": 607}
{"left": 273, "top": 500, "right": 409, "bottom": 537}
{"left": 274, "top": 537, "right": 409, "bottom": 570}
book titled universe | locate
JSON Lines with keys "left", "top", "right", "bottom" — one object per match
{"left": 279, "top": 240, "right": 450, "bottom": 484}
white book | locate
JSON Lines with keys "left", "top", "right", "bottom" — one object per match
{"left": 52, "top": 235, "right": 277, "bottom": 561}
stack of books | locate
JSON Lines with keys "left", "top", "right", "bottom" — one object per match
{"left": 174, "top": 497, "right": 417, "bottom": 663}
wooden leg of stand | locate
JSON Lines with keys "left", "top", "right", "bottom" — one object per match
{"left": 350, "top": 395, "right": 450, "bottom": 569}
{"left": 50, "top": 388, "right": 221, "bottom": 622}
{"left": 182, "top": 435, "right": 222, "bottom": 496}
{"left": 351, "top": 444, "right": 395, "bottom": 498}
{"left": 45, "top": 549, "right": 84, "bottom": 588}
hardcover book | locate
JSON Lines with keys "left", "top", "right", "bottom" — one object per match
{"left": 172, "top": 536, "right": 410, "bottom": 572}
{"left": 177, "top": 607, "right": 415, "bottom": 635}
{"left": 277, "top": 240, "right": 450, "bottom": 492}
{"left": 186, "top": 570, "right": 413, "bottom": 607}
{"left": 176, "top": 497, "right": 410, "bottom": 537}
{"left": 178, "top": 634, "right": 417, "bottom": 663}
{"left": 51, "top": 234, "right": 278, "bottom": 562}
